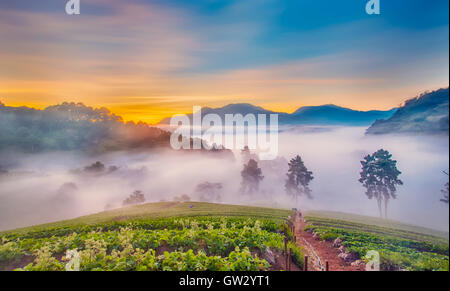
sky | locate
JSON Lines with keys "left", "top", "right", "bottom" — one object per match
{"left": 0, "top": 0, "right": 448, "bottom": 123}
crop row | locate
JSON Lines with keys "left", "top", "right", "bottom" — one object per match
{"left": 305, "top": 216, "right": 449, "bottom": 246}
{"left": 304, "top": 223, "right": 449, "bottom": 271}
{"left": 0, "top": 217, "right": 303, "bottom": 271}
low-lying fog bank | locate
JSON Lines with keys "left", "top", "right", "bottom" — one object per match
{"left": 0, "top": 126, "right": 448, "bottom": 232}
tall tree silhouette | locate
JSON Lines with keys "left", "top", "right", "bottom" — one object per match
{"left": 240, "top": 159, "right": 264, "bottom": 194}
{"left": 359, "top": 149, "right": 403, "bottom": 218}
{"left": 285, "top": 155, "right": 314, "bottom": 204}
{"left": 441, "top": 171, "right": 449, "bottom": 204}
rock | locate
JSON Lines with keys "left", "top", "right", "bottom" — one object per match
{"left": 333, "top": 238, "right": 342, "bottom": 248}
{"left": 338, "top": 245, "right": 346, "bottom": 253}
{"left": 263, "top": 247, "right": 276, "bottom": 265}
{"left": 351, "top": 260, "right": 365, "bottom": 268}
{"left": 338, "top": 252, "right": 358, "bottom": 262}
{"left": 312, "top": 232, "right": 320, "bottom": 240}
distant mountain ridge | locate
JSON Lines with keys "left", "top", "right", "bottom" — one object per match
{"left": 366, "top": 88, "right": 449, "bottom": 135}
{"left": 282, "top": 104, "right": 396, "bottom": 126}
{"left": 158, "top": 103, "right": 396, "bottom": 126}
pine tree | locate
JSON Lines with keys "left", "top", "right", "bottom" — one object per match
{"left": 441, "top": 171, "right": 449, "bottom": 204}
{"left": 240, "top": 159, "right": 264, "bottom": 194}
{"left": 285, "top": 155, "right": 314, "bottom": 204}
{"left": 359, "top": 149, "right": 403, "bottom": 218}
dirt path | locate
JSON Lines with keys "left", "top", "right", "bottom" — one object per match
{"left": 293, "top": 213, "right": 364, "bottom": 271}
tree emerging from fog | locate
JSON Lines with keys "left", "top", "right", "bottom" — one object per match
{"left": 285, "top": 155, "right": 314, "bottom": 203}
{"left": 359, "top": 149, "right": 403, "bottom": 219}
{"left": 194, "top": 182, "right": 223, "bottom": 202}
{"left": 82, "top": 161, "right": 118, "bottom": 175}
{"left": 240, "top": 159, "right": 264, "bottom": 194}
{"left": 123, "top": 190, "right": 146, "bottom": 206}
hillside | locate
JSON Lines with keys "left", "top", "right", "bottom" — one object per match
{"left": 1, "top": 202, "right": 448, "bottom": 271}
{"left": 305, "top": 210, "right": 449, "bottom": 241}
{"left": 0, "top": 202, "right": 301, "bottom": 271}
{"left": 0, "top": 102, "right": 171, "bottom": 153}
{"left": 0, "top": 102, "right": 231, "bottom": 155}
{"left": 4, "top": 202, "right": 291, "bottom": 234}
{"left": 366, "top": 88, "right": 449, "bottom": 135}
{"left": 4, "top": 202, "right": 446, "bottom": 241}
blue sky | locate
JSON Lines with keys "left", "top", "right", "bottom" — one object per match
{"left": 0, "top": 0, "right": 448, "bottom": 122}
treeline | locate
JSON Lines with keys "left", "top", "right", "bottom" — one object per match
{"left": 0, "top": 101, "right": 171, "bottom": 153}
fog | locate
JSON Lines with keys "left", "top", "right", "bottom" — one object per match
{"left": 0, "top": 126, "right": 448, "bottom": 232}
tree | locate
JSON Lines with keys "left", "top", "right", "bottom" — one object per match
{"left": 285, "top": 155, "right": 314, "bottom": 204}
{"left": 84, "top": 161, "right": 105, "bottom": 173}
{"left": 240, "top": 159, "right": 264, "bottom": 194}
{"left": 441, "top": 171, "right": 449, "bottom": 204}
{"left": 194, "top": 182, "right": 223, "bottom": 202}
{"left": 123, "top": 190, "right": 146, "bottom": 206}
{"left": 0, "top": 101, "right": 171, "bottom": 154}
{"left": 359, "top": 149, "right": 403, "bottom": 219}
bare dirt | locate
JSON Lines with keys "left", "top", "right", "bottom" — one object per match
{"left": 293, "top": 213, "right": 364, "bottom": 271}
{"left": 0, "top": 255, "right": 34, "bottom": 271}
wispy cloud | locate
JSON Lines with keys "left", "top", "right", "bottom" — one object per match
{"left": 0, "top": 0, "right": 448, "bottom": 123}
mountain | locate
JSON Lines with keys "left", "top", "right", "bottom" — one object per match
{"left": 366, "top": 88, "right": 449, "bottom": 135}
{"left": 158, "top": 103, "right": 284, "bottom": 124}
{"left": 158, "top": 103, "right": 396, "bottom": 126}
{"left": 280, "top": 104, "right": 396, "bottom": 126}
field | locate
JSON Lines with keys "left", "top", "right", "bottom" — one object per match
{"left": 0, "top": 203, "right": 448, "bottom": 271}
{"left": 0, "top": 202, "right": 303, "bottom": 271}
{"left": 304, "top": 211, "right": 449, "bottom": 271}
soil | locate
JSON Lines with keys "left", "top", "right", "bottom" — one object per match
{"left": 293, "top": 213, "right": 365, "bottom": 271}
{"left": 0, "top": 255, "right": 34, "bottom": 271}
{"left": 269, "top": 250, "right": 302, "bottom": 271}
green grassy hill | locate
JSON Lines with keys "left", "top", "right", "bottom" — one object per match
{"left": 2, "top": 202, "right": 291, "bottom": 234}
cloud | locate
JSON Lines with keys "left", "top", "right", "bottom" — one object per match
{"left": 0, "top": 0, "right": 448, "bottom": 123}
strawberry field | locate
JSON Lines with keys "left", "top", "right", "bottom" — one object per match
{"left": 304, "top": 215, "right": 449, "bottom": 271}
{"left": 0, "top": 216, "right": 304, "bottom": 271}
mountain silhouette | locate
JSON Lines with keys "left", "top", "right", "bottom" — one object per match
{"left": 158, "top": 103, "right": 396, "bottom": 126}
